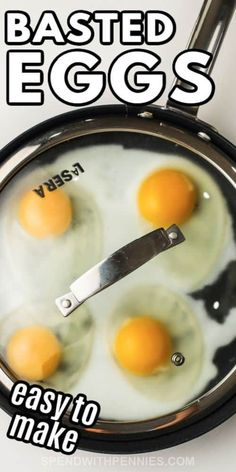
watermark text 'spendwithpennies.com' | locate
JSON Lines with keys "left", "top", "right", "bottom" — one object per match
{"left": 41, "top": 454, "right": 196, "bottom": 468}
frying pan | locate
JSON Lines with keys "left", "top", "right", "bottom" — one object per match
{"left": 0, "top": 0, "right": 236, "bottom": 454}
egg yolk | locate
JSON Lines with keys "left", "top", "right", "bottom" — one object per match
{"left": 18, "top": 189, "right": 72, "bottom": 238}
{"left": 137, "top": 168, "right": 197, "bottom": 228}
{"left": 113, "top": 316, "right": 172, "bottom": 376}
{"left": 6, "top": 325, "right": 62, "bottom": 381}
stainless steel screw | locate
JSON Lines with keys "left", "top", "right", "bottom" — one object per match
{"left": 171, "top": 352, "right": 185, "bottom": 366}
{"left": 197, "top": 131, "right": 211, "bottom": 142}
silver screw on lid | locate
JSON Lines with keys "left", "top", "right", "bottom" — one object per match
{"left": 171, "top": 352, "right": 185, "bottom": 366}
{"left": 169, "top": 231, "right": 178, "bottom": 240}
{"left": 197, "top": 131, "right": 211, "bottom": 142}
{"left": 61, "top": 299, "right": 72, "bottom": 309}
{"left": 138, "top": 111, "right": 154, "bottom": 119}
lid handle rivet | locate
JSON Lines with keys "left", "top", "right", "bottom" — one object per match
{"left": 61, "top": 299, "right": 72, "bottom": 309}
{"left": 168, "top": 231, "right": 178, "bottom": 240}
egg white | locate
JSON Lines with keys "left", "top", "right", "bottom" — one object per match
{"left": 137, "top": 158, "right": 233, "bottom": 292}
{"left": 0, "top": 165, "right": 102, "bottom": 309}
{"left": 51, "top": 143, "right": 233, "bottom": 291}
{"left": 107, "top": 285, "right": 204, "bottom": 403}
{"left": 70, "top": 278, "right": 236, "bottom": 421}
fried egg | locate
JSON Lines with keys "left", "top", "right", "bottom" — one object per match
{"left": 0, "top": 302, "right": 94, "bottom": 391}
{"left": 7, "top": 325, "right": 62, "bottom": 381}
{"left": 54, "top": 143, "right": 233, "bottom": 291}
{"left": 113, "top": 315, "right": 172, "bottom": 376}
{"left": 0, "top": 166, "right": 102, "bottom": 307}
{"left": 108, "top": 285, "right": 204, "bottom": 404}
{"left": 70, "top": 281, "right": 236, "bottom": 421}
{"left": 138, "top": 168, "right": 197, "bottom": 228}
{"left": 136, "top": 160, "right": 233, "bottom": 291}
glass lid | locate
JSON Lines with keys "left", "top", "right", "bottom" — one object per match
{"left": 0, "top": 118, "right": 236, "bottom": 429}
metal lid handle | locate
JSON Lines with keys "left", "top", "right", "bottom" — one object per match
{"left": 55, "top": 225, "right": 185, "bottom": 317}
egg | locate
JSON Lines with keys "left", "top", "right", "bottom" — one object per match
{"left": 114, "top": 316, "right": 172, "bottom": 375}
{"left": 108, "top": 285, "right": 204, "bottom": 405}
{"left": 137, "top": 168, "right": 197, "bottom": 228}
{"left": 7, "top": 325, "right": 62, "bottom": 381}
{"left": 0, "top": 302, "right": 94, "bottom": 391}
{"left": 18, "top": 188, "right": 72, "bottom": 238}
{"left": 0, "top": 166, "right": 102, "bottom": 305}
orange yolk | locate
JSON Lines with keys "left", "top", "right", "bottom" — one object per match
{"left": 137, "top": 168, "right": 197, "bottom": 228}
{"left": 18, "top": 189, "right": 72, "bottom": 238}
{"left": 7, "top": 325, "right": 62, "bottom": 381}
{"left": 113, "top": 316, "right": 172, "bottom": 376}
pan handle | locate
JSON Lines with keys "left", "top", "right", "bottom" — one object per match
{"left": 167, "top": 0, "right": 236, "bottom": 116}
